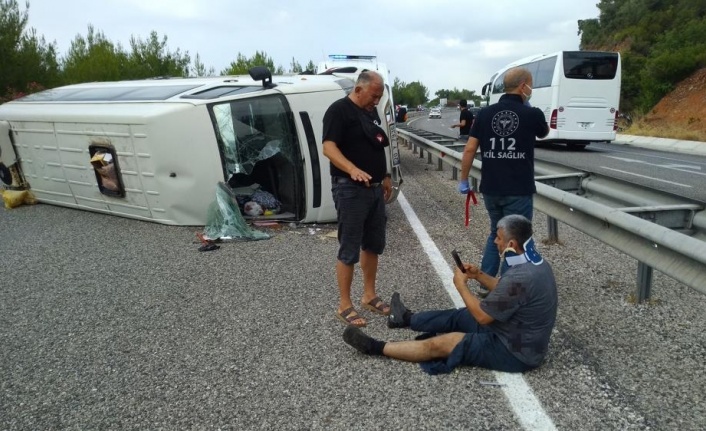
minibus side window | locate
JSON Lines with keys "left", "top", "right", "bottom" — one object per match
{"left": 88, "top": 144, "right": 125, "bottom": 198}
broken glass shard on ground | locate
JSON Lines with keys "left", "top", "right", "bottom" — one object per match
{"left": 204, "top": 184, "right": 270, "bottom": 241}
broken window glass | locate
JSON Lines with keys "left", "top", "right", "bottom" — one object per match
{"left": 209, "top": 95, "right": 302, "bottom": 220}
{"left": 211, "top": 95, "right": 298, "bottom": 179}
{"left": 204, "top": 183, "right": 270, "bottom": 241}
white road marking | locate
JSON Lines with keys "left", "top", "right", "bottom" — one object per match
{"left": 663, "top": 164, "right": 702, "bottom": 170}
{"left": 600, "top": 166, "right": 692, "bottom": 187}
{"left": 397, "top": 192, "right": 557, "bottom": 431}
{"left": 600, "top": 144, "right": 706, "bottom": 165}
{"left": 604, "top": 156, "right": 644, "bottom": 163}
{"left": 604, "top": 155, "right": 706, "bottom": 176}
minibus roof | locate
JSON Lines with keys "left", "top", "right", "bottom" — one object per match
{"left": 10, "top": 74, "right": 355, "bottom": 105}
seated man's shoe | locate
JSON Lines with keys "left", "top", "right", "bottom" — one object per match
{"left": 343, "top": 326, "right": 379, "bottom": 355}
{"left": 387, "top": 292, "right": 411, "bottom": 329}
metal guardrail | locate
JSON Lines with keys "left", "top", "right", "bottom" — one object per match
{"left": 397, "top": 127, "right": 706, "bottom": 301}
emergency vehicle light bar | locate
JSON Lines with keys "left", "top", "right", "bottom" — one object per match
{"left": 328, "top": 55, "right": 377, "bottom": 60}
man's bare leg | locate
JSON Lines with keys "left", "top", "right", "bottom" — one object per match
{"left": 359, "top": 249, "right": 389, "bottom": 314}
{"left": 336, "top": 260, "right": 365, "bottom": 326}
{"left": 360, "top": 249, "right": 379, "bottom": 303}
{"left": 382, "top": 332, "right": 465, "bottom": 362}
{"left": 343, "top": 328, "right": 465, "bottom": 360}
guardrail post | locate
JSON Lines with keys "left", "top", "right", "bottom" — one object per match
{"left": 437, "top": 157, "right": 443, "bottom": 171}
{"left": 636, "top": 262, "right": 653, "bottom": 302}
{"left": 427, "top": 152, "right": 433, "bottom": 165}
{"left": 452, "top": 167, "right": 458, "bottom": 180}
{"left": 547, "top": 215, "right": 559, "bottom": 243}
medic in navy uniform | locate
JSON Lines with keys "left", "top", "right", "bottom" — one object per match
{"left": 458, "top": 67, "right": 549, "bottom": 284}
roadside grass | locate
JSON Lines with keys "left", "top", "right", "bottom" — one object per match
{"left": 626, "top": 114, "right": 706, "bottom": 143}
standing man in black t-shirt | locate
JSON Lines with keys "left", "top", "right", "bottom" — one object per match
{"left": 451, "top": 99, "right": 474, "bottom": 141}
{"left": 322, "top": 71, "right": 393, "bottom": 328}
{"left": 457, "top": 67, "right": 549, "bottom": 283}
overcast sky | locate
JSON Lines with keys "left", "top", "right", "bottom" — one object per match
{"left": 25, "top": 0, "right": 600, "bottom": 97}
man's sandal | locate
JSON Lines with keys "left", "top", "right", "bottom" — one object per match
{"left": 361, "top": 296, "right": 391, "bottom": 316}
{"left": 336, "top": 307, "right": 367, "bottom": 327}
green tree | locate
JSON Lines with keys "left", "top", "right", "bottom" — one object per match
{"left": 191, "top": 52, "right": 215, "bottom": 77}
{"left": 432, "top": 87, "right": 481, "bottom": 107}
{"left": 304, "top": 60, "right": 316, "bottom": 73}
{"left": 578, "top": 0, "right": 706, "bottom": 112}
{"left": 435, "top": 89, "right": 451, "bottom": 99}
{"left": 126, "top": 31, "right": 191, "bottom": 78}
{"left": 0, "top": 0, "right": 60, "bottom": 101}
{"left": 61, "top": 25, "right": 128, "bottom": 83}
{"left": 15, "top": 26, "right": 59, "bottom": 89}
{"left": 221, "top": 50, "right": 283, "bottom": 75}
{"left": 289, "top": 57, "right": 302, "bottom": 74}
{"left": 392, "top": 78, "right": 429, "bottom": 107}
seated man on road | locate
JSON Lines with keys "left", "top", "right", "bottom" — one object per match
{"left": 342, "top": 214, "right": 558, "bottom": 374}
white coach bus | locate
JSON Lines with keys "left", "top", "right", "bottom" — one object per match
{"left": 482, "top": 51, "right": 621, "bottom": 149}
{"left": 0, "top": 67, "right": 402, "bottom": 225}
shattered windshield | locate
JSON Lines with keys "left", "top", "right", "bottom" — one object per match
{"left": 210, "top": 95, "right": 298, "bottom": 180}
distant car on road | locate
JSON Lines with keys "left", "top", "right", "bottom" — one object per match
{"left": 428, "top": 108, "right": 442, "bottom": 119}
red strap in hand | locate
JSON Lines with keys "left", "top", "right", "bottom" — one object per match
{"left": 465, "top": 191, "right": 478, "bottom": 227}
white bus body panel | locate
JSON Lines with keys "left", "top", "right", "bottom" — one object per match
{"left": 1, "top": 102, "right": 224, "bottom": 224}
{"left": 0, "top": 73, "right": 400, "bottom": 225}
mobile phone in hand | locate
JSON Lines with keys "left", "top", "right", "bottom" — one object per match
{"left": 451, "top": 249, "right": 465, "bottom": 273}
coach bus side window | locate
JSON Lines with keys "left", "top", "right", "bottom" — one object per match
{"left": 535, "top": 56, "right": 557, "bottom": 88}
{"left": 524, "top": 61, "right": 540, "bottom": 85}
{"left": 492, "top": 71, "right": 507, "bottom": 94}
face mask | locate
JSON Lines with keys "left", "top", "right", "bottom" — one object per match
{"left": 500, "top": 246, "right": 517, "bottom": 259}
{"left": 522, "top": 84, "right": 533, "bottom": 102}
{"left": 497, "top": 246, "right": 517, "bottom": 277}
{"left": 500, "top": 237, "right": 544, "bottom": 270}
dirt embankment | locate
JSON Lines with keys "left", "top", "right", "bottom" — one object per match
{"left": 640, "top": 67, "right": 706, "bottom": 141}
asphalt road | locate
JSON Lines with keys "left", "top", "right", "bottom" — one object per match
{"left": 2, "top": 144, "right": 706, "bottom": 429}
{"left": 418, "top": 111, "right": 706, "bottom": 203}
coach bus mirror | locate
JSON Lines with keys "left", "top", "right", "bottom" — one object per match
{"left": 249, "top": 66, "right": 275, "bottom": 89}
{"left": 481, "top": 83, "right": 490, "bottom": 97}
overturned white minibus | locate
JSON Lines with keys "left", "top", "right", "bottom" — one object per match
{"left": 0, "top": 67, "right": 402, "bottom": 225}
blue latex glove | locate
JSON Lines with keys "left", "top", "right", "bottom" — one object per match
{"left": 458, "top": 179, "right": 472, "bottom": 194}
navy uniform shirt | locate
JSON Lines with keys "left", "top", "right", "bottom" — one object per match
{"left": 470, "top": 94, "right": 548, "bottom": 195}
